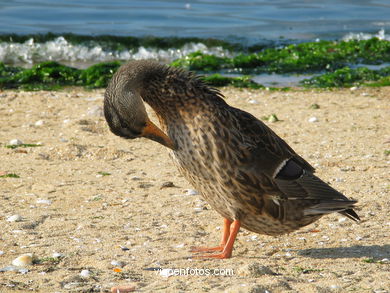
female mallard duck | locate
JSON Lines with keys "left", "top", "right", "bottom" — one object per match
{"left": 104, "top": 60, "right": 359, "bottom": 259}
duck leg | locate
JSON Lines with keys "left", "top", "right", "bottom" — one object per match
{"left": 192, "top": 219, "right": 241, "bottom": 259}
{"left": 191, "top": 218, "right": 232, "bottom": 253}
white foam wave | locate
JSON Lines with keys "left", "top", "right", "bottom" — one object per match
{"left": 0, "top": 36, "right": 231, "bottom": 67}
{"left": 342, "top": 29, "right": 390, "bottom": 41}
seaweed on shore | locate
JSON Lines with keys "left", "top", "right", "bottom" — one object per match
{"left": 78, "top": 61, "right": 121, "bottom": 88}
{"left": 0, "top": 61, "right": 266, "bottom": 90}
{"left": 0, "top": 61, "right": 122, "bottom": 90}
{"left": 1, "top": 61, "right": 389, "bottom": 90}
{"left": 171, "top": 38, "right": 390, "bottom": 74}
{"left": 301, "top": 66, "right": 390, "bottom": 88}
{"left": 0, "top": 61, "right": 80, "bottom": 90}
{"left": 202, "top": 74, "right": 264, "bottom": 89}
{"left": 1, "top": 44, "right": 390, "bottom": 90}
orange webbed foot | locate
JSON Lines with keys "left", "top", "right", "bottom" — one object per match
{"left": 190, "top": 245, "right": 224, "bottom": 253}
{"left": 191, "top": 219, "right": 240, "bottom": 259}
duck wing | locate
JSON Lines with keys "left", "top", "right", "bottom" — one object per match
{"left": 229, "top": 107, "right": 360, "bottom": 222}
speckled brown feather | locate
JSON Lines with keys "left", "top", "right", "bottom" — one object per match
{"left": 104, "top": 60, "right": 359, "bottom": 237}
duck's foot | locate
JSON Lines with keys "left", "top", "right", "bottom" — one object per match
{"left": 190, "top": 218, "right": 231, "bottom": 253}
{"left": 193, "top": 250, "right": 232, "bottom": 259}
{"left": 191, "top": 219, "right": 240, "bottom": 259}
{"left": 190, "top": 245, "right": 224, "bottom": 253}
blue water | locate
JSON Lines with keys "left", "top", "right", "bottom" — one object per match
{"left": 1, "top": 0, "right": 390, "bottom": 42}
{"left": 1, "top": 1, "right": 390, "bottom": 86}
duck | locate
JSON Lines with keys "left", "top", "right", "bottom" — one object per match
{"left": 103, "top": 60, "right": 359, "bottom": 259}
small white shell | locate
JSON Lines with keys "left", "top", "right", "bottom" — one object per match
{"left": 338, "top": 217, "right": 347, "bottom": 223}
{"left": 36, "top": 199, "right": 52, "bottom": 205}
{"left": 308, "top": 117, "right": 319, "bottom": 123}
{"left": 12, "top": 253, "right": 33, "bottom": 267}
{"left": 80, "top": 269, "right": 91, "bottom": 278}
{"left": 34, "top": 120, "right": 44, "bottom": 126}
{"left": 52, "top": 252, "right": 64, "bottom": 258}
{"left": 184, "top": 189, "right": 198, "bottom": 196}
{"left": 9, "top": 139, "right": 23, "bottom": 146}
{"left": 111, "top": 260, "right": 126, "bottom": 267}
{"left": 6, "top": 214, "right": 23, "bottom": 222}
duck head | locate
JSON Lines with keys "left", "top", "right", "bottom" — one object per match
{"left": 103, "top": 60, "right": 175, "bottom": 150}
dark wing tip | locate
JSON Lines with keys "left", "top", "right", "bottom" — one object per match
{"left": 340, "top": 208, "right": 360, "bottom": 222}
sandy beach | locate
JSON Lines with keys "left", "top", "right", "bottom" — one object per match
{"left": 0, "top": 86, "right": 389, "bottom": 292}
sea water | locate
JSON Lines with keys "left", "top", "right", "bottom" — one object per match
{"left": 1, "top": 0, "right": 390, "bottom": 86}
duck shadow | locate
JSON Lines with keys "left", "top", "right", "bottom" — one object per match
{"left": 296, "top": 244, "right": 390, "bottom": 259}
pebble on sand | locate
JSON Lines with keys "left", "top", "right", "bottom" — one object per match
{"left": 36, "top": 199, "right": 52, "bottom": 205}
{"left": 34, "top": 120, "right": 44, "bottom": 126}
{"left": 80, "top": 269, "right": 91, "bottom": 278}
{"left": 12, "top": 253, "right": 34, "bottom": 267}
{"left": 308, "top": 117, "right": 319, "bottom": 123}
{"left": 247, "top": 99, "right": 259, "bottom": 104}
{"left": 160, "top": 181, "right": 175, "bottom": 188}
{"left": 110, "top": 284, "right": 136, "bottom": 293}
{"left": 52, "top": 252, "right": 64, "bottom": 258}
{"left": 6, "top": 214, "right": 23, "bottom": 222}
{"left": 111, "top": 260, "right": 126, "bottom": 268}
{"left": 9, "top": 139, "right": 23, "bottom": 146}
{"left": 184, "top": 189, "right": 199, "bottom": 196}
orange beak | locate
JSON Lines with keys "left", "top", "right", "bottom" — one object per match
{"left": 141, "top": 119, "right": 175, "bottom": 150}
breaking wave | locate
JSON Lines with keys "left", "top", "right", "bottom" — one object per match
{"left": 0, "top": 36, "right": 231, "bottom": 67}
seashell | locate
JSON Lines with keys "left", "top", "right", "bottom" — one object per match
{"left": 36, "top": 199, "right": 52, "bottom": 205}
{"left": 80, "top": 269, "right": 91, "bottom": 278}
{"left": 111, "top": 260, "right": 126, "bottom": 268}
{"left": 9, "top": 139, "right": 23, "bottom": 145}
{"left": 52, "top": 252, "right": 64, "bottom": 258}
{"left": 184, "top": 189, "right": 198, "bottom": 196}
{"left": 248, "top": 99, "right": 259, "bottom": 104}
{"left": 12, "top": 253, "right": 34, "bottom": 266}
{"left": 110, "top": 284, "right": 137, "bottom": 292}
{"left": 6, "top": 214, "right": 23, "bottom": 222}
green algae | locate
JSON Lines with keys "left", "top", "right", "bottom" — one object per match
{"left": 0, "top": 173, "right": 20, "bottom": 178}
{"left": 79, "top": 61, "right": 121, "bottom": 88}
{"left": 1, "top": 61, "right": 389, "bottom": 90}
{"left": 5, "top": 143, "right": 43, "bottom": 149}
{"left": 0, "top": 61, "right": 263, "bottom": 90}
{"left": 171, "top": 52, "right": 227, "bottom": 71}
{"left": 1, "top": 37, "right": 390, "bottom": 90}
{"left": 0, "top": 61, "right": 121, "bottom": 90}
{"left": 171, "top": 38, "right": 390, "bottom": 74}
{"left": 0, "top": 61, "right": 81, "bottom": 90}
{"left": 202, "top": 74, "right": 264, "bottom": 89}
{"left": 301, "top": 66, "right": 390, "bottom": 88}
